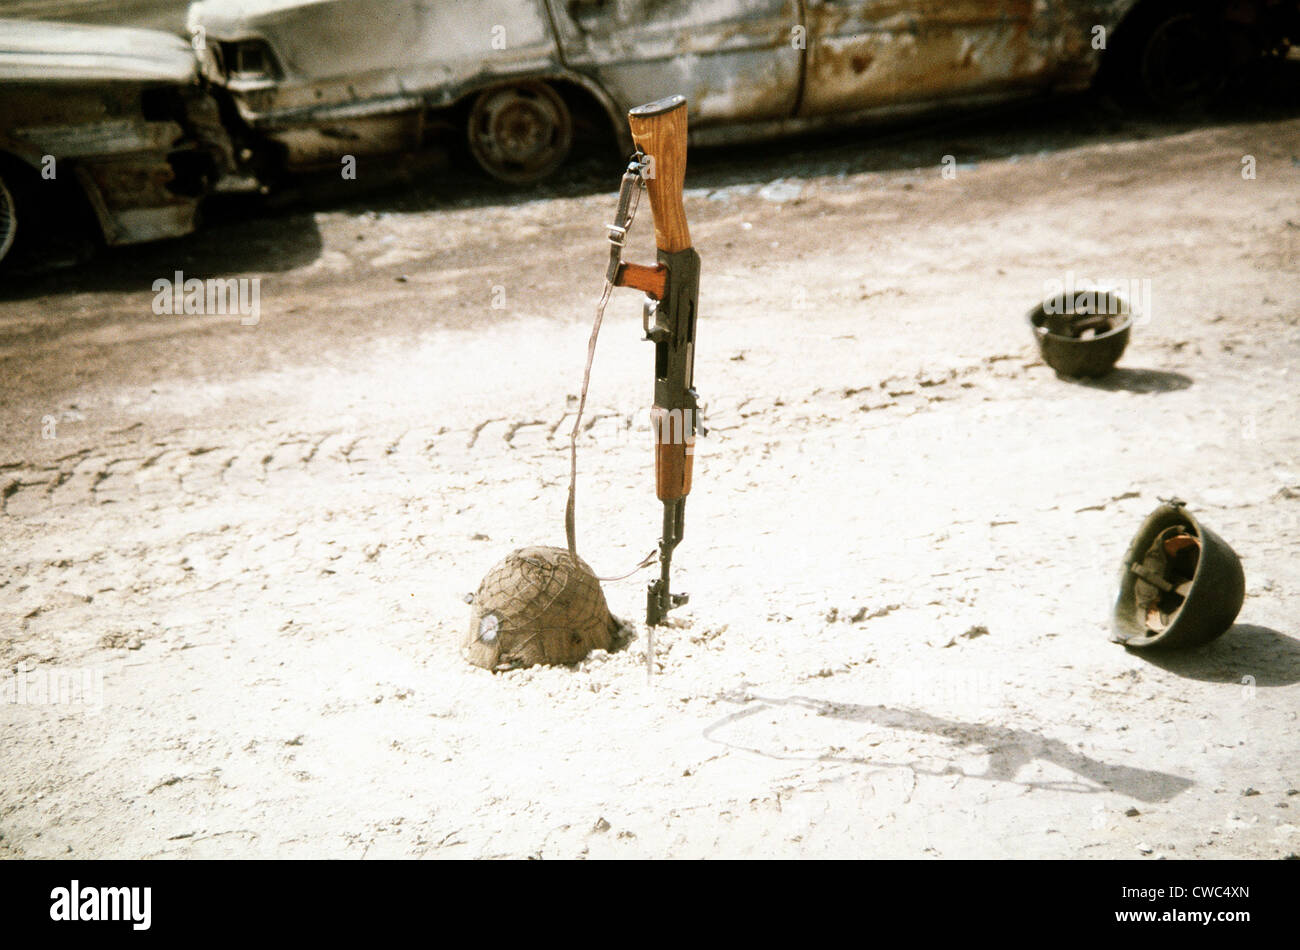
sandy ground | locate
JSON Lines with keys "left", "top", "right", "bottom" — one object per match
{"left": 1, "top": 97, "right": 1299, "bottom": 859}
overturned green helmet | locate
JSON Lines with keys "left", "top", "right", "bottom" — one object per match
{"left": 1112, "top": 501, "right": 1244, "bottom": 650}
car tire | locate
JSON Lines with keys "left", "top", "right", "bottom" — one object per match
{"left": 0, "top": 159, "right": 100, "bottom": 274}
{"left": 0, "top": 169, "right": 17, "bottom": 265}
{"left": 1108, "top": 2, "right": 1225, "bottom": 108}
{"left": 465, "top": 82, "right": 573, "bottom": 185}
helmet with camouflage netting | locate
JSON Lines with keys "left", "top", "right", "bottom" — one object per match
{"left": 465, "top": 546, "right": 621, "bottom": 671}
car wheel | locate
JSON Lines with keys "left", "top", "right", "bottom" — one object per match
{"left": 1133, "top": 8, "right": 1224, "bottom": 107}
{"left": 466, "top": 82, "right": 573, "bottom": 185}
{"left": 0, "top": 170, "right": 17, "bottom": 265}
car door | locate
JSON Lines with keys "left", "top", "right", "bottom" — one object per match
{"left": 546, "top": 0, "right": 803, "bottom": 127}
{"left": 799, "top": 0, "right": 1054, "bottom": 117}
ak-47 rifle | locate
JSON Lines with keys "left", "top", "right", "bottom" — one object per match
{"left": 566, "top": 95, "right": 701, "bottom": 628}
{"left": 617, "top": 96, "right": 702, "bottom": 627}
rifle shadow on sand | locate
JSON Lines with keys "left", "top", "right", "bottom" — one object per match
{"left": 704, "top": 693, "right": 1193, "bottom": 804}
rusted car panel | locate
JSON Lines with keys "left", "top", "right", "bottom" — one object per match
{"left": 189, "top": 0, "right": 1295, "bottom": 182}
{"left": 804, "top": 1, "right": 1045, "bottom": 115}
{"left": 0, "top": 19, "right": 231, "bottom": 250}
{"left": 189, "top": 0, "right": 563, "bottom": 162}
{"left": 0, "top": 19, "right": 200, "bottom": 84}
{"left": 547, "top": 0, "right": 804, "bottom": 125}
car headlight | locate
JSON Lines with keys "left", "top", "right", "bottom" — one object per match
{"left": 221, "top": 39, "right": 280, "bottom": 82}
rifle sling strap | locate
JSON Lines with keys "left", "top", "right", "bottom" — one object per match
{"left": 564, "top": 156, "right": 658, "bottom": 582}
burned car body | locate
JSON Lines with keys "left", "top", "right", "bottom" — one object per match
{"left": 188, "top": 0, "right": 1300, "bottom": 184}
{"left": 0, "top": 19, "right": 231, "bottom": 266}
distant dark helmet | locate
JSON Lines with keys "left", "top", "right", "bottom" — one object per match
{"left": 1029, "top": 291, "right": 1132, "bottom": 378}
{"left": 465, "top": 546, "right": 620, "bottom": 671}
{"left": 1112, "top": 501, "right": 1244, "bottom": 649}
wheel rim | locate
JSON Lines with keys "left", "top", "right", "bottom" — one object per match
{"left": 1140, "top": 13, "right": 1220, "bottom": 106}
{"left": 0, "top": 174, "right": 16, "bottom": 263}
{"left": 466, "top": 82, "right": 573, "bottom": 185}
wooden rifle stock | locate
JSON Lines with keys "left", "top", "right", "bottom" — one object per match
{"left": 629, "top": 96, "right": 697, "bottom": 504}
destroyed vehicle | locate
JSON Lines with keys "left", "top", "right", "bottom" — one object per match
{"left": 0, "top": 18, "right": 232, "bottom": 268}
{"left": 187, "top": 0, "right": 1300, "bottom": 185}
